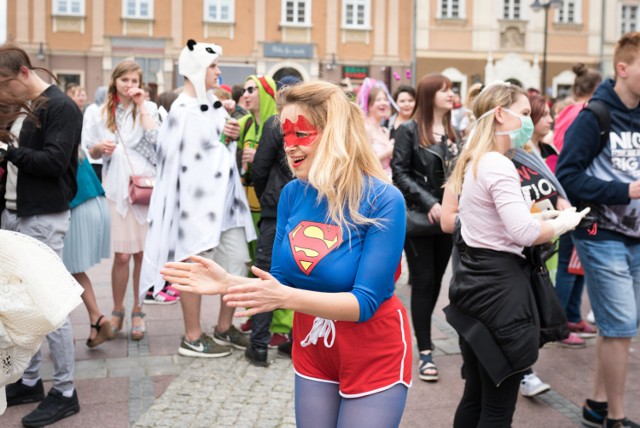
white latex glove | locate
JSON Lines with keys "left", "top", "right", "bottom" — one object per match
{"left": 532, "top": 210, "right": 560, "bottom": 221}
{"left": 548, "top": 207, "right": 591, "bottom": 236}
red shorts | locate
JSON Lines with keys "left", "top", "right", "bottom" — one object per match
{"left": 292, "top": 294, "right": 412, "bottom": 397}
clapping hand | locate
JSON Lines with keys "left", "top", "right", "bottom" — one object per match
{"left": 223, "top": 266, "right": 291, "bottom": 317}
{"left": 161, "top": 255, "right": 229, "bottom": 295}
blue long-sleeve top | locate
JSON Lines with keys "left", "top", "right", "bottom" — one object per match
{"left": 270, "top": 177, "right": 406, "bottom": 322}
{"left": 556, "top": 79, "right": 640, "bottom": 241}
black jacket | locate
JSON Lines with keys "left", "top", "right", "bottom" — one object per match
{"left": 252, "top": 115, "right": 292, "bottom": 219}
{"left": 444, "top": 226, "right": 539, "bottom": 386}
{"left": 6, "top": 85, "right": 81, "bottom": 216}
{"left": 391, "top": 120, "right": 447, "bottom": 213}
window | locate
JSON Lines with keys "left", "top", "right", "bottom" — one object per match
{"left": 343, "top": 0, "right": 370, "bottom": 28}
{"left": 621, "top": 4, "right": 638, "bottom": 35}
{"left": 438, "top": 0, "right": 465, "bottom": 19}
{"left": 556, "top": 0, "right": 581, "bottom": 24}
{"left": 53, "top": 0, "right": 84, "bottom": 16}
{"left": 122, "top": 0, "right": 153, "bottom": 19}
{"left": 282, "top": 0, "right": 310, "bottom": 26}
{"left": 503, "top": 0, "right": 522, "bottom": 20}
{"left": 204, "top": 0, "right": 234, "bottom": 23}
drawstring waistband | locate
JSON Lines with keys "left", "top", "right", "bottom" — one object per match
{"left": 300, "top": 317, "right": 336, "bottom": 348}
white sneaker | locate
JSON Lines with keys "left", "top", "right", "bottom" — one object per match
{"left": 520, "top": 373, "right": 551, "bottom": 397}
{"left": 586, "top": 310, "right": 596, "bottom": 325}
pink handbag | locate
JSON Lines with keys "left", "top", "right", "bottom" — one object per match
{"left": 128, "top": 175, "right": 154, "bottom": 205}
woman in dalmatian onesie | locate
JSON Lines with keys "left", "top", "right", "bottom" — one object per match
{"left": 140, "top": 40, "right": 255, "bottom": 357}
{"left": 162, "top": 81, "right": 412, "bottom": 427}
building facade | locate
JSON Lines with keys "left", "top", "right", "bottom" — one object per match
{"left": 416, "top": 0, "right": 637, "bottom": 99}
{"left": 4, "top": 0, "right": 413, "bottom": 100}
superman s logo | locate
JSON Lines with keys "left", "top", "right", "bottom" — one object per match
{"left": 289, "top": 221, "right": 343, "bottom": 275}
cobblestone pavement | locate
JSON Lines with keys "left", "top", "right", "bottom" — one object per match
{"left": 134, "top": 353, "right": 295, "bottom": 428}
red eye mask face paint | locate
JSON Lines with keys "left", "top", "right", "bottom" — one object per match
{"left": 282, "top": 115, "right": 319, "bottom": 148}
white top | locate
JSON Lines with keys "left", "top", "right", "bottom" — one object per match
{"left": 83, "top": 101, "right": 158, "bottom": 224}
{"left": 4, "top": 114, "right": 26, "bottom": 211}
{"left": 459, "top": 151, "right": 541, "bottom": 256}
{"left": 81, "top": 103, "right": 103, "bottom": 165}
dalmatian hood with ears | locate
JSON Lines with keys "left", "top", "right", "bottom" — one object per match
{"left": 178, "top": 39, "right": 223, "bottom": 112}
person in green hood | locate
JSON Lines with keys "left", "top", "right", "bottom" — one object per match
{"left": 238, "top": 75, "right": 278, "bottom": 214}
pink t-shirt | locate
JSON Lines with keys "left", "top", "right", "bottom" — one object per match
{"left": 459, "top": 151, "right": 541, "bottom": 256}
{"left": 547, "top": 102, "right": 584, "bottom": 173}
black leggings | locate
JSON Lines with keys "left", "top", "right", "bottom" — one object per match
{"left": 404, "top": 234, "right": 452, "bottom": 351}
{"left": 454, "top": 338, "right": 522, "bottom": 428}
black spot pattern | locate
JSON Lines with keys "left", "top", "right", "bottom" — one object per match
{"left": 195, "top": 153, "right": 202, "bottom": 161}
{"left": 181, "top": 211, "right": 189, "bottom": 220}
{"left": 167, "top": 116, "right": 177, "bottom": 129}
{"left": 168, "top": 249, "right": 175, "bottom": 260}
{"left": 215, "top": 171, "right": 222, "bottom": 179}
{"left": 201, "top": 138, "right": 214, "bottom": 152}
{"left": 178, "top": 228, "right": 184, "bottom": 240}
{"left": 181, "top": 165, "right": 187, "bottom": 173}
{"left": 179, "top": 140, "right": 184, "bottom": 153}
{"left": 229, "top": 168, "right": 234, "bottom": 177}
{"left": 194, "top": 188, "right": 205, "bottom": 199}
{"left": 208, "top": 212, "right": 216, "bottom": 222}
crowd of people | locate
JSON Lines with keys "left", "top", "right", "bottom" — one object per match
{"left": 0, "top": 30, "right": 639, "bottom": 428}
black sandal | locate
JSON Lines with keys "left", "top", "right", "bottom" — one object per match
{"left": 87, "top": 315, "right": 114, "bottom": 348}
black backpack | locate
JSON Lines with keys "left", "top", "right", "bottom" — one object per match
{"left": 582, "top": 100, "right": 610, "bottom": 155}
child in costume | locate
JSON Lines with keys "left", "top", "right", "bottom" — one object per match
{"left": 162, "top": 81, "right": 412, "bottom": 427}
{"left": 140, "top": 39, "right": 255, "bottom": 357}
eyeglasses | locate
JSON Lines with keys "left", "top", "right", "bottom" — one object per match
{"left": 243, "top": 86, "right": 257, "bottom": 95}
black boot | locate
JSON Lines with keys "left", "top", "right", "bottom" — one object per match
{"left": 21, "top": 388, "right": 80, "bottom": 428}
{"left": 5, "top": 379, "right": 44, "bottom": 407}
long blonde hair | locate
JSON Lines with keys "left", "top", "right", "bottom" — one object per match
{"left": 279, "top": 81, "right": 389, "bottom": 231}
{"left": 446, "top": 83, "right": 527, "bottom": 194}
{"left": 103, "top": 60, "right": 143, "bottom": 132}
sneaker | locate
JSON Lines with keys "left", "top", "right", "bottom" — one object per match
{"left": 21, "top": 388, "right": 80, "bottom": 428}
{"left": 144, "top": 290, "right": 178, "bottom": 305}
{"left": 568, "top": 320, "right": 597, "bottom": 338}
{"left": 606, "top": 418, "right": 640, "bottom": 428}
{"left": 583, "top": 400, "right": 608, "bottom": 427}
{"left": 245, "top": 345, "right": 269, "bottom": 367}
{"left": 163, "top": 284, "right": 180, "bottom": 299}
{"left": 277, "top": 340, "right": 292, "bottom": 358}
{"left": 560, "top": 332, "right": 587, "bottom": 348}
{"left": 268, "top": 333, "right": 290, "bottom": 349}
{"left": 178, "top": 333, "right": 232, "bottom": 358}
{"left": 519, "top": 372, "right": 550, "bottom": 397}
{"left": 587, "top": 310, "right": 596, "bottom": 325}
{"left": 240, "top": 318, "right": 252, "bottom": 333}
{"left": 5, "top": 378, "right": 44, "bottom": 407}
{"left": 213, "top": 325, "right": 250, "bottom": 350}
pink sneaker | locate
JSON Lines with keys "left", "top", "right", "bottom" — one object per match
{"left": 567, "top": 320, "right": 597, "bottom": 338}
{"left": 269, "top": 333, "right": 290, "bottom": 349}
{"left": 163, "top": 284, "right": 180, "bottom": 299}
{"left": 560, "top": 332, "right": 586, "bottom": 348}
{"left": 144, "top": 290, "right": 178, "bottom": 305}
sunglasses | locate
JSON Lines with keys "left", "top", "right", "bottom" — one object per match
{"left": 243, "top": 86, "right": 257, "bottom": 95}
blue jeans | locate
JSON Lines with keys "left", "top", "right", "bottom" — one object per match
{"left": 572, "top": 235, "right": 640, "bottom": 338}
{"left": 554, "top": 234, "right": 585, "bottom": 323}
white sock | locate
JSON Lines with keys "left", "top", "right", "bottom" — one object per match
{"left": 61, "top": 388, "right": 74, "bottom": 398}
{"left": 21, "top": 377, "right": 40, "bottom": 387}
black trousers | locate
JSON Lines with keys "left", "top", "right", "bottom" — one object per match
{"left": 454, "top": 338, "right": 522, "bottom": 428}
{"left": 250, "top": 218, "right": 277, "bottom": 348}
{"left": 404, "top": 233, "right": 452, "bottom": 351}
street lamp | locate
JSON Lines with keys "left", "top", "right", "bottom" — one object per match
{"left": 530, "top": 0, "right": 562, "bottom": 95}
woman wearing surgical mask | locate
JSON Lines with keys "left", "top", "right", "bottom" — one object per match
{"left": 443, "top": 82, "right": 589, "bottom": 427}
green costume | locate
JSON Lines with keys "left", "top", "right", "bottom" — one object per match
{"left": 238, "top": 75, "right": 292, "bottom": 335}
